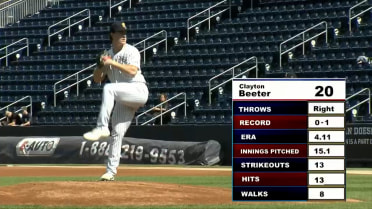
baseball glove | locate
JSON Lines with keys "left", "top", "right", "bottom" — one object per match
{"left": 96, "top": 50, "right": 111, "bottom": 68}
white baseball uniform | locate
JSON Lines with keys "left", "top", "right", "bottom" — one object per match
{"left": 96, "top": 43, "right": 148, "bottom": 175}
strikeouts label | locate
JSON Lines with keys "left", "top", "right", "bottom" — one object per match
{"left": 232, "top": 78, "right": 346, "bottom": 201}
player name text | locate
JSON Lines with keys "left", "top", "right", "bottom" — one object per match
{"left": 238, "top": 84, "right": 271, "bottom": 97}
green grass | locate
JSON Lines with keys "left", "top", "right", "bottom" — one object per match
{"left": 0, "top": 173, "right": 372, "bottom": 209}
{"left": 347, "top": 175, "right": 372, "bottom": 200}
{"left": 0, "top": 176, "right": 231, "bottom": 188}
{"left": 347, "top": 167, "right": 372, "bottom": 171}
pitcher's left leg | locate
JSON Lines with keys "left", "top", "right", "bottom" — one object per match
{"left": 103, "top": 104, "right": 136, "bottom": 180}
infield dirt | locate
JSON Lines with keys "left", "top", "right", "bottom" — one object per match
{"left": 0, "top": 166, "right": 362, "bottom": 206}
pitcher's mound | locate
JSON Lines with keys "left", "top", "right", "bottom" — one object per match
{"left": 0, "top": 181, "right": 361, "bottom": 206}
{"left": 0, "top": 181, "right": 231, "bottom": 206}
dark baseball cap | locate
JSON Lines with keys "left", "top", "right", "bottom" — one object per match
{"left": 110, "top": 22, "right": 127, "bottom": 34}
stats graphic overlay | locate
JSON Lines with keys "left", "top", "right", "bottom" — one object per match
{"left": 232, "top": 78, "right": 346, "bottom": 201}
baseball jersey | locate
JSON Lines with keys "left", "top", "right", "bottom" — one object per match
{"left": 21, "top": 113, "right": 30, "bottom": 124}
{"left": 6, "top": 113, "right": 22, "bottom": 125}
{"left": 106, "top": 44, "right": 146, "bottom": 83}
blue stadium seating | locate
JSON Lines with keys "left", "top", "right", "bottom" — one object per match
{"left": 2, "top": 0, "right": 372, "bottom": 125}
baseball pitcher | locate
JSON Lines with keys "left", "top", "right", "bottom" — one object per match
{"left": 83, "top": 22, "right": 149, "bottom": 181}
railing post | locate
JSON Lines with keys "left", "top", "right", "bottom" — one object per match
{"left": 255, "top": 58, "right": 258, "bottom": 78}
{"left": 68, "top": 18, "right": 71, "bottom": 37}
{"left": 229, "top": 0, "right": 231, "bottom": 19}
{"left": 48, "top": 27, "right": 51, "bottom": 46}
{"left": 184, "top": 93, "right": 187, "bottom": 117}
{"left": 187, "top": 19, "right": 190, "bottom": 43}
{"left": 143, "top": 40, "right": 146, "bottom": 64}
{"left": 279, "top": 44, "right": 282, "bottom": 68}
{"left": 54, "top": 85, "right": 57, "bottom": 107}
{"left": 5, "top": 47, "right": 8, "bottom": 66}
{"left": 30, "top": 96, "right": 33, "bottom": 120}
{"left": 76, "top": 74, "right": 79, "bottom": 96}
{"left": 208, "top": 9, "right": 211, "bottom": 31}
{"left": 109, "top": 0, "right": 112, "bottom": 18}
{"left": 209, "top": 81, "right": 212, "bottom": 105}
{"left": 160, "top": 105, "right": 163, "bottom": 125}
{"left": 368, "top": 89, "right": 371, "bottom": 114}
{"left": 164, "top": 30, "right": 167, "bottom": 53}
{"left": 325, "top": 24, "right": 328, "bottom": 44}
{"left": 26, "top": 38, "right": 29, "bottom": 56}
{"left": 302, "top": 33, "right": 305, "bottom": 56}
{"left": 349, "top": 8, "right": 352, "bottom": 32}
{"left": 88, "top": 10, "right": 91, "bottom": 27}
{"left": 24, "top": 0, "right": 27, "bottom": 20}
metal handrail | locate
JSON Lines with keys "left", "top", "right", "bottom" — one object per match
{"left": 348, "top": 0, "right": 372, "bottom": 32}
{"left": 208, "top": 56, "right": 257, "bottom": 105}
{"left": 133, "top": 30, "right": 167, "bottom": 64}
{"left": 135, "top": 92, "right": 187, "bottom": 125}
{"left": 0, "top": 0, "right": 18, "bottom": 9}
{"left": 0, "top": 0, "right": 58, "bottom": 27}
{"left": 53, "top": 64, "right": 95, "bottom": 107}
{"left": 0, "top": 0, "right": 26, "bottom": 28}
{"left": 47, "top": 9, "right": 91, "bottom": 46}
{"left": 0, "top": 38, "right": 28, "bottom": 66}
{"left": 52, "top": 31, "right": 168, "bottom": 106}
{"left": 279, "top": 21, "right": 328, "bottom": 68}
{"left": 0, "top": 96, "right": 32, "bottom": 122}
{"left": 346, "top": 88, "right": 370, "bottom": 114}
{"left": 187, "top": 0, "right": 230, "bottom": 43}
{"left": 109, "top": 0, "right": 130, "bottom": 18}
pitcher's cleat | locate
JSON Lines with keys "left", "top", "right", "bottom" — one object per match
{"left": 83, "top": 127, "right": 110, "bottom": 141}
{"left": 100, "top": 173, "right": 115, "bottom": 181}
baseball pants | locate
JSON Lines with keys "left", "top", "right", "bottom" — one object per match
{"left": 97, "top": 82, "right": 148, "bottom": 175}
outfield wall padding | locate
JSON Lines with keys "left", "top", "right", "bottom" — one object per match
{"left": 0, "top": 124, "right": 371, "bottom": 166}
{"left": 0, "top": 136, "right": 222, "bottom": 165}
